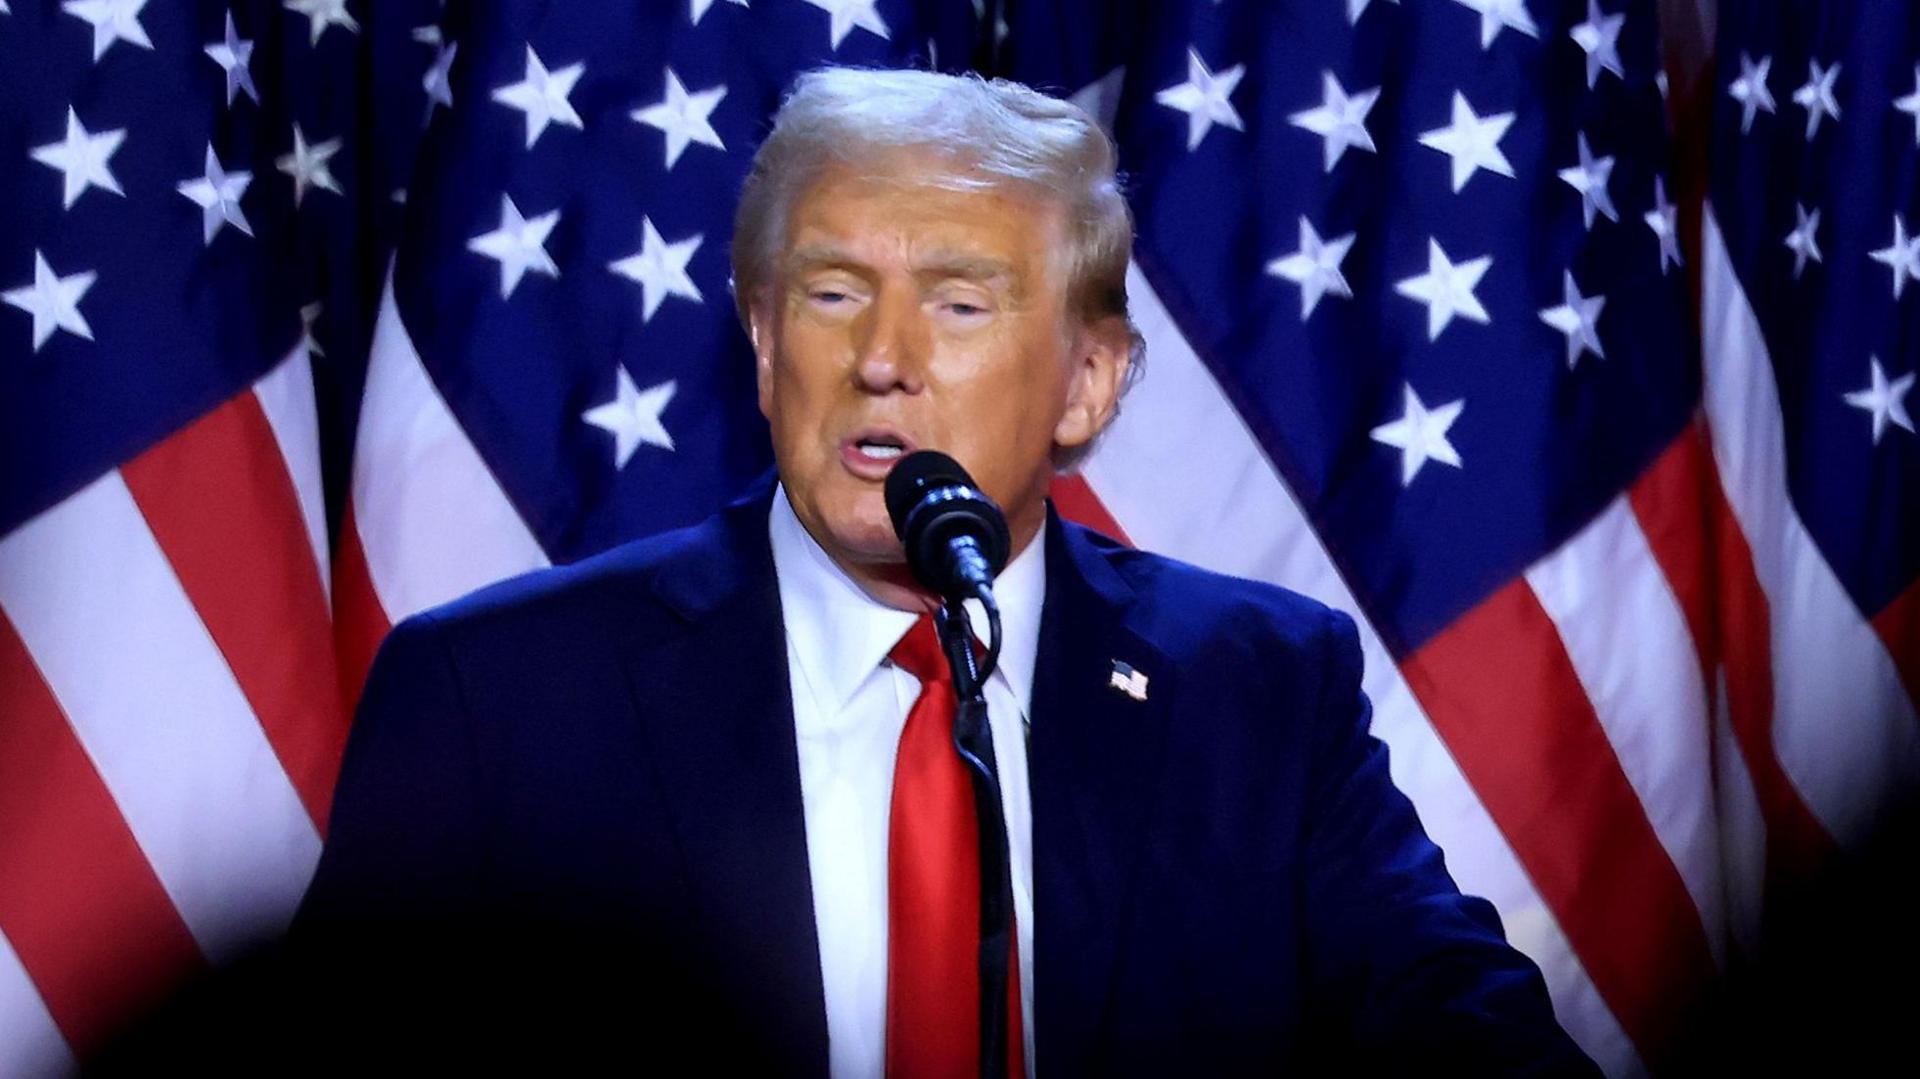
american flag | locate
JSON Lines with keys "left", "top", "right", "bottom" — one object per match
{"left": 1, "top": 0, "right": 1914, "bottom": 1074}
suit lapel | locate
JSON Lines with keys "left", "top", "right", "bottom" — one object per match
{"left": 1029, "top": 512, "right": 1176, "bottom": 1071}
{"left": 617, "top": 484, "right": 829, "bottom": 1075}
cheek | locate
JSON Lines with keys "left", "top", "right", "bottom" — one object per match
{"left": 993, "top": 329, "right": 1074, "bottom": 432}
{"left": 765, "top": 334, "right": 840, "bottom": 421}
{"left": 938, "top": 335, "right": 1072, "bottom": 479}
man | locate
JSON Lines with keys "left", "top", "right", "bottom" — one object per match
{"left": 296, "top": 68, "right": 1596, "bottom": 1075}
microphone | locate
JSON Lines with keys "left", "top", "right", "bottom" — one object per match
{"left": 883, "top": 450, "right": 1012, "bottom": 602}
{"left": 885, "top": 450, "right": 1016, "bottom": 1079}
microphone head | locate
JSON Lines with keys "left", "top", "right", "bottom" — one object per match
{"left": 883, "top": 450, "right": 972, "bottom": 537}
{"left": 883, "top": 450, "right": 1012, "bottom": 593}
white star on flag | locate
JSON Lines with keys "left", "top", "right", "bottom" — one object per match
{"left": 584, "top": 369, "right": 677, "bottom": 467}
{"left": 411, "top": 23, "right": 441, "bottom": 46}
{"left": 30, "top": 106, "right": 126, "bottom": 210}
{"left": 1645, "top": 176, "right": 1682, "bottom": 274}
{"left": 62, "top": 0, "right": 152, "bottom": 63}
{"left": 1783, "top": 203, "right": 1822, "bottom": 279}
{"left": 1869, "top": 214, "right": 1920, "bottom": 300}
{"left": 1843, "top": 357, "right": 1915, "bottom": 445}
{"left": 1791, "top": 59, "right": 1842, "bottom": 141}
{"left": 423, "top": 43, "right": 458, "bottom": 116}
{"left": 1556, "top": 133, "right": 1618, "bottom": 230}
{"left": 1371, "top": 383, "right": 1465, "bottom": 486}
{"left": 1266, "top": 216, "right": 1355, "bottom": 320}
{"left": 177, "top": 144, "right": 253, "bottom": 245}
{"left": 492, "top": 46, "right": 586, "bottom": 149}
{"left": 1395, "top": 239, "right": 1493, "bottom": 341}
{"left": 609, "top": 218, "right": 704, "bottom": 322}
{"left": 4, "top": 250, "right": 96, "bottom": 352}
{"left": 1155, "top": 48, "right": 1246, "bottom": 151}
{"left": 467, "top": 195, "right": 560, "bottom": 299}
{"left": 1569, "top": 0, "right": 1625, "bottom": 89}
{"left": 204, "top": 10, "right": 259, "bottom": 107}
{"left": 1894, "top": 65, "right": 1920, "bottom": 147}
{"left": 632, "top": 68, "right": 727, "bottom": 170}
{"left": 1288, "top": 71, "right": 1379, "bottom": 172}
{"left": 276, "top": 123, "right": 343, "bottom": 207}
{"left": 1451, "top": 0, "right": 1538, "bottom": 50}
{"left": 286, "top": 0, "right": 358, "bottom": 47}
{"left": 1346, "top": 0, "right": 1399, "bottom": 25}
{"left": 1538, "top": 270, "right": 1606, "bottom": 369}
{"left": 690, "top": 0, "right": 749, "bottom": 25}
{"left": 1419, "top": 92, "right": 1515, "bottom": 193}
{"left": 1728, "top": 53, "right": 1776, "bottom": 133}
{"left": 801, "top": 0, "right": 890, "bottom": 50}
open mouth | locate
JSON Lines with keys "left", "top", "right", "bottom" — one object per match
{"left": 841, "top": 429, "right": 918, "bottom": 477}
{"left": 853, "top": 436, "right": 906, "bottom": 460}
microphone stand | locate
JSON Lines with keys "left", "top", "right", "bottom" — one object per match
{"left": 934, "top": 598, "right": 1014, "bottom": 1079}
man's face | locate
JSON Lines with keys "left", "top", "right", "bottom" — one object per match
{"left": 751, "top": 152, "right": 1128, "bottom": 583}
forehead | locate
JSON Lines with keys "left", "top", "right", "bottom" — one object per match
{"left": 781, "top": 152, "right": 1068, "bottom": 273}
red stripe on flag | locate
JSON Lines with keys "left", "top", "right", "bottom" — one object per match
{"left": 120, "top": 393, "right": 348, "bottom": 834}
{"left": 1401, "top": 579, "right": 1718, "bottom": 1065}
{"left": 332, "top": 504, "right": 394, "bottom": 719}
{"left": 0, "top": 611, "right": 204, "bottom": 1053}
{"left": 1627, "top": 425, "right": 1833, "bottom": 882}
{"left": 1048, "top": 474, "right": 1132, "bottom": 545}
{"left": 1871, "top": 576, "right": 1920, "bottom": 713}
{"left": 1624, "top": 427, "right": 1717, "bottom": 692}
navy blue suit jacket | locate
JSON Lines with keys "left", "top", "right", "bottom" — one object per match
{"left": 298, "top": 484, "right": 1595, "bottom": 1074}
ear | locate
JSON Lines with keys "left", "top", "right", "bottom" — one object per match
{"left": 748, "top": 297, "right": 776, "bottom": 420}
{"left": 1053, "top": 314, "right": 1132, "bottom": 452}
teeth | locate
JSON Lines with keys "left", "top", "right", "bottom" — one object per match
{"left": 861, "top": 443, "right": 905, "bottom": 459}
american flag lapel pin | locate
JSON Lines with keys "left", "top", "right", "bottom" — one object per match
{"left": 1108, "top": 660, "right": 1149, "bottom": 702}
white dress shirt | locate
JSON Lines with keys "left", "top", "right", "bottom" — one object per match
{"left": 769, "top": 485, "right": 1042, "bottom": 1079}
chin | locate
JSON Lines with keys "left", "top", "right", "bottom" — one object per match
{"left": 829, "top": 520, "right": 904, "bottom": 566}
{"left": 814, "top": 492, "right": 902, "bottom": 565}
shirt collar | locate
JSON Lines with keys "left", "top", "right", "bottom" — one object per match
{"left": 768, "top": 483, "right": 1046, "bottom": 715}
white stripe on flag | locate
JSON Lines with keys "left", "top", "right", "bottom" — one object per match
{"left": 1699, "top": 208, "right": 1920, "bottom": 845}
{"left": 1082, "top": 262, "right": 1641, "bottom": 1075}
{"left": 0, "top": 472, "right": 320, "bottom": 961}
{"left": 0, "top": 928, "right": 70, "bottom": 1079}
{"left": 1525, "top": 497, "right": 1727, "bottom": 965}
{"left": 252, "top": 344, "right": 332, "bottom": 597}
{"left": 354, "top": 272, "right": 548, "bottom": 623}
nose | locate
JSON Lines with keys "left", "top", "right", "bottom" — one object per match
{"left": 852, "top": 286, "right": 926, "bottom": 395}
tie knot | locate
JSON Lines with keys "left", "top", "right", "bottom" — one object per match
{"left": 888, "top": 614, "right": 950, "bottom": 684}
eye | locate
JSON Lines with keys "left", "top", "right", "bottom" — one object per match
{"left": 935, "top": 291, "right": 995, "bottom": 320}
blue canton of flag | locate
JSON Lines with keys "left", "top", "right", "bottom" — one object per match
{"left": 1004, "top": 0, "right": 1698, "bottom": 655}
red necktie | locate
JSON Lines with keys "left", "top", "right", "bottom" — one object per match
{"left": 885, "top": 615, "right": 1024, "bottom": 1079}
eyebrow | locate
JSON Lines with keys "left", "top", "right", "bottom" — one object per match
{"left": 913, "top": 253, "right": 1017, "bottom": 285}
{"left": 782, "top": 244, "right": 863, "bottom": 276}
{"left": 783, "top": 245, "right": 1019, "bottom": 291}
